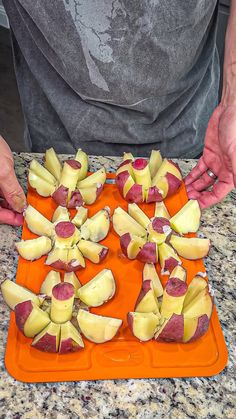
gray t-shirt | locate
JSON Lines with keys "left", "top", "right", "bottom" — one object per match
{"left": 4, "top": 0, "right": 220, "bottom": 157}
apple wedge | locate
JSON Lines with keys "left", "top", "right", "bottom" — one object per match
{"left": 44, "top": 147, "right": 62, "bottom": 181}
{"left": 80, "top": 207, "right": 110, "bottom": 242}
{"left": 158, "top": 242, "right": 182, "bottom": 275}
{"left": 75, "top": 148, "right": 89, "bottom": 182}
{"left": 143, "top": 263, "right": 163, "bottom": 297}
{"left": 183, "top": 288, "right": 213, "bottom": 319}
{"left": 15, "top": 300, "right": 50, "bottom": 337}
{"left": 67, "top": 246, "right": 86, "bottom": 271}
{"left": 24, "top": 205, "right": 54, "bottom": 237}
{"left": 135, "top": 280, "right": 160, "bottom": 314}
{"left": 50, "top": 282, "right": 75, "bottom": 323}
{"left": 149, "top": 149, "right": 162, "bottom": 178}
{"left": 161, "top": 277, "right": 188, "bottom": 318}
{"left": 113, "top": 207, "right": 147, "bottom": 238}
{"left": 32, "top": 322, "right": 60, "bottom": 353}
{"left": 154, "top": 314, "right": 184, "bottom": 342}
{"left": 78, "top": 240, "right": 108, "bottom": 264}
{"left": 127, "top": 312, "right": 160, "bottom": 341}
{"left": 16, "top": 236, "right": 52, "bottom": 261}
{"left": 28, "top": 170, "right": 56, "bottom": 197}
{"left": 60, "top": 159, "right": 82, "bottom": 192}
{"left": 170, "top": 200, "right": 201, "bottom": 234}
{"left": 30, "top": 159, "right": 57, "bottom": 186}
{"left": 77, "top": 269, "right": 115, "bottom": 307}
{"left": 120, "top": 233, "right": 147, "bottom": 260}
{"left": 52, "top": 206, "right": 70, "bottom": 223}
{"left": 147, "top": 217, "right": 172, "bottom": 244}
{"left": 154, "top": 201, "right": 170, "bottom": 219}
{"left": 170, "top": 265, "right": 187, "bottom": 282}
{"left": 123, "top": 152, "right": 134, "bottom": 161}
{"left": 128, "top": 203, "right": 150, "bottom": 229}
{"left": 183, "top": 275, "right": 208, "bottom": 308}
{"left": 183, "top": 315, "right": 209, "bottom": 343}
{"left": 59, "top": 321, "right": 84, "bottom": 353}
{"left": 170, "top": 235, "right": 210, "bottom": 260}
{"left": 71, "top": 207, "right": 88, "bottom": 227}
{"left": 77, "top": 168, "right": 106, "bottom": 188}
{"left": 77, "top": 309, "right": 122, "bottom": 343}
{"left": 40, "top": 271, "right": 61, "bottom": 297}
{"left": 131, "top": 158, "right": 152, "bottom": 189}
{"left": 64, "top": 272, "right": 81, "bottom": 293}
{"left": 136, "top": 241, "right": 159, "bottom": 264}
{"left": 79, "top": 183, "right": 103, "bottom": 205}
{"left": 1, "top": 279, "right": 43, "bottom": 309}
{"left": 45, "top": 247, "right": 68, "bottom": 270}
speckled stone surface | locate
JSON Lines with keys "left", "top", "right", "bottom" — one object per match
{"left": 0, "top": 153, "right": 235, "bottom": 419}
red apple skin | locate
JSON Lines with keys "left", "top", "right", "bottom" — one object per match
{"left": 59, "top": 338, "right": 83, "bottom": 354}
{"left": 65, "top": 261, "right": 84, "bottom": 272}
{"left": 50, "top": 260, "right": 68, "bottom": 271}
{"left": 165, "top": 173, "right": 182, "bottom": 197}
{"left": 52, "top": 185, "right": 69, "bottom": 207}
{"left": 137, "top": 242, "right": 158, "bottom": 263}
{"left": 188, "top": 314, "right": 210, "bottom": 343}
{"left": 164, "top": 256, "right": 179, "bottom": 273}
{"left": 125, "top": 184, "right": 144, "bottom": 203}
{"left": 120, "top": 233, "right": 132, "bottom": 257}
{"left": 165, "top": 277, "right": 188, "bottom": 297}
{"left": 117, "top": 159, "right": 132, "bottom": 169}
{"left": 132, "top": 158, "right": 148, "bottom": 170}
{"left": 134, "top": 280, "right": 152, "bottom": 310}
{"left": 65, "top": 159, "right": 81, "bottom": 170}
{"left": 55, "top": 221, "right": 75, "bottom": 238}
{"left": 99, "top": 247, "right": 109, "bottom": 262}
{"left": 127, "top": 312, "right": 134, "bottom": 333}
{"left": 32, "top": 334, "right": 57, "bottom": 353}
{"left": 155, "top": 314, "right": 184, "bottom": 342}
{"left": 146, "top": 186, "right": 163, "bottom": 203}
{"left": 52, "top": 282, "right": 74, "bottom": 300}
{"left": 15, "top": 300, "right": 33, "bottom": 333}
{"left": 152, "top": 217, "right": 171, "bottom": 233}
{"left": 116, "top": 171, "right": 130, "bottom": 194}
{"left": 67, "top": 190, "right": 84, "bottom": 208}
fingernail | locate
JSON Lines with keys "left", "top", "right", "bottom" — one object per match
{"left": 12, "top": 195, "right": 27, "bottom": 213}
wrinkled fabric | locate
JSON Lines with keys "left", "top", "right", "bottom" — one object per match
{"left": 4, "top": 0, "right": 220, "bottom": 157}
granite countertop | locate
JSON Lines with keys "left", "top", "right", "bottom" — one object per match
{"left": 0, "top": 153, "right": 235, "bottom": 419}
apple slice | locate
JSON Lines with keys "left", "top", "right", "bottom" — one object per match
{"left": 1, "top": 279, "right": 43, "bottom": 309}
{"left": 50, "top": 282, "right": 75, "bottom": 323}
{"left": 64, "top": 272, "right": 81, "bottom": 294}
{"left": 45, "top": 247, "right": 68, "bottom": 270}
{"left": 78, "top": 240, "right": 108, "bottom": 264}
{"left": 80, "top": 207, "right": 110, "bottom": 242}
{"left": 158, "top": 242, "right": 182, "bottom": 275}
{"left": 52, "top": 206, "right": 70, "bottom": 223}
{"left": 77, "top": 168, "right": 106, "bottom": 188}
{"left": 127, "top": 312, "right": 160, "bottom": 341}
{"left": 183, "top": 315, "right": 209, "bottom": 343}
{"left": 153, "top": 158, "right": 182, "bottom": 181}
{"left": 151, "top": 176, "right": 168, "bottom": 199}
{"left": 113, "top": 207, "right": 147, "bottom": 238}
{"left": 160, "top": 277, "right": 188, "bottom": 318}
{"left": 170, "top": 235, "right": 210, "bottom": 260}
{"left": 59, "top": 321, "right": 84, "bottom": 353}
{"left": 24, "top": 205, "right": 54, "bottom": 237}
{"left": 77, "top": 309, "right": 122, "bottom": 343}
{"left": 30, "top": 159, "right": 57, "bottom": 186}
{"left": 135, "top": 280, "right": 160, "bottom": 314}
{"left": 16, "top": 236, "right": 52, "bottom": 261}
{"left": 123, "top": 152, "right": 134, "bottom": 161}
{"left": 149, "top": 150, "right": 163, "bottom": 178}
{"left": 183, "top": 275, "right": 208, "bottom": 308}
{"left": 128, "top": 203, "right": 150, "bottom": 228}
{"left": 60, "top": 160, "right": 82, "bottom": 192}
{"left": 40, "top": 270, "right": 61, "bottom": 297}
{"left": 136, "top": 241, "right": 159, "bottom": 264}
{"left": 75, "top": 149, "right": 89, "bottom": 182}
{"left": 67, "top": 246, "right": 86, "bottom": 271}
{"left": 132, "top": 158, "right": 152, "bottom": 189}
{"left": 15, "top": 300, "right": 50, "bottom": 337}
{"left": 183, "top": 288, "right": 213, "bottom": 319}
{"left": 170, "top": 265, "right": 187, "bottom": 282}
{"left": 154, "top": 201, "right": 170, "bottom": 219}
{"left": 143, "top": 263, "right": 163, "bottom": 297}
{"left": 44, "top": 147, "right": 62, "bottom": 181}
{"left": 170, "top": 200, "right": 201, "bottom": 234}
{"left": 120, "top": 233, "right": 147, "bottom": 260}
{"left": 154, "top": 314, "right": 184, "bottom": 342}
{"left": 28, "top": 171, "right": 56, "bottom": 197}
{"left": 32, "top": 322, "right": 60, "bottom": 353}
{"left": 116, "top": 159, "right": 133, "bottom": 176}
{"left": 147, "top": 217, "right": 172, "bottom": 244}
{"left": 71, "top": 207, "right": 88, "bottom": 227}
{"left": 79, "top": 183, "right": 103, "bottom": 205}
{"left": 77, "top": 269, "right": 115, "bottom": 307}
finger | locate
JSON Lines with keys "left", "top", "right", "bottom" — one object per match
{"left": 0, "top": 207, "right": 24, "bottom": 226}
{"left": 184, "top": 157, "right": 208, "bottom": 186}
{"left": 0, "top": 168, "right": 26, "bottom": 213}
{"left": 190, "top": 180, "right": 233, "bottom": 209}
{"left": 186, "top": 171, "right": 216, "bottom": 192}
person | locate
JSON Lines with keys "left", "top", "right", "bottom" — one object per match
{"left": 0, "top": 0, "right": 235, "bottom": 226}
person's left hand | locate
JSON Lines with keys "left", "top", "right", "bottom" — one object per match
{"left": 184, "top": 104, "right": 236, "bottom": 209}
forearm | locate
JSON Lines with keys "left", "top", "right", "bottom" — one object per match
{"left": 222, "top": 0, "right": 236, "bottom": 105}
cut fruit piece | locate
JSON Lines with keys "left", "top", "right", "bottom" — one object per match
{"left": 160, "top": 277, "right": 188, "bottom": 318}
{"left": 45, "top": 247, "right": 68, "bottom": 270}
{"left": 127, "top": 312, "right": 160, "bottom": 341}
{"left": 183, "top": 288, "right": 213, "bottom": 319}
{"left": 64, "top": 272, "right": 81, "bottom": 294}
{"left": 71, "top": 207, "right": 88, "bottom": 227}
{"left": 15, "top": 300, "right": 50, "bottom": 338}
{"left": 24, "top": 205, "right": 54, "bottom": 237}
{"left": 52, "top": 206, "right": 70, "bottom": 223}
{"left": 149, "top": 150, "right": 163, "bottom": 178}
{"left": 116, "top": 160, "right": 133, "bottom": 176}
{"left": 154, "top": 201, "right": 170, "bottom": 219}
{"left": 1, "top": 279, "right": 42, "bottom": 309}
{"left": 136, "top": 241, "right": 158, "bottom": 264}
{"left": 30, "top": 159, "right": 57, "bottom": 186}
{"left": 147, "top": 217, "right": 172, "bottom": 245}
{"left": 77, "top": 269, "right": 116, "bottom": 307}
{"left": 52, "top": 185, "right": 69, "bottom": 207}
{"left": 170, "top": 200, "right": 201, "bottom": 234}
{"left": 132, "top": 158, "right": 152, "bottom": 188}
{"left": 59, "top": 321, "right": 84, "bottom": 353}
{"left": 67, "top": 246, "right": 86, "bottom": 271}
{"left": 151, "top": 176, "right": 168, "bottom": 199}
{"left": 128, "top": 203, "right": 150, "bottom": 228}
{"left": 60, "top": 160, "right": 82, "bottom": 193}
{"left": 78, "top": 240, "right": 108, "bottom": 264}
{"left": 120, "top": 233, "right": 147, "bottom": 260}
{"left": 44, "top": 147, "right": 62, "bottom": 181}
{"left": 112, "top": 207, "right": 147, "bottom": 238}
{"left": 123, "top": 152, "right": 134, "bottom": 161}
{"left": 170, "top": 265, "right": 187, "bottom": 282}
{"left": 54, "top": 221, "right": 79, "bottom": 248}
{"left": 154, "top": 314, "right": 184, "bottom": 342}
{"left": 183, "top": 275, "right": 208, "bottom": 308}
{"left": 169, "top": 235, "right": 210, "bottom": 260}
{"left": 28, "top": 171, "right": 56, "bottom": 197}
{"left": 158, "top": 242, "right": 182, "bottom": 275}
{"left": 183, "top": 315, "right": 209, "bottom": 343}
{"left": 145, "top": 185, "right": 163, "bottom": 203}
{"left": 77, "top": 309, "right": 122, "bottom": 343}
{"left": 40, "top": 271, "right": 61, "bottom": 297}
{"left": 77, "top": 168, "right": 106, "bottom": 188}
{"left": 50, "top": 282, "right": 75, "bottom": 323}
{"left": 116, "top": 170, "right": 144, "bottom": 204}
{"left": 135, "top": 280, "right": 160, "bottom": 314}
{"left": 32, "top": 322, "right": 60, "bottom": 353}
{"left": 143, "top": 263, "right": 163, "bottom": 298}
{"left": 153, "top": 158, "right": 182, "bottom": 181}
{"left": 79, "top": 184, "right": 103, "bottom": 205}
{"left": 16, "top": 236, "right": 52, "bottom": 261}
{"left": 75, "top": 149, "right": 89, "bottom": 182}
{"left": 80, "top": 208, "right": 110, "bottom": 242}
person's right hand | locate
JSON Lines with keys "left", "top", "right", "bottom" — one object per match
{"left": 0, "top": 136, "right": 26, "bottom": 226}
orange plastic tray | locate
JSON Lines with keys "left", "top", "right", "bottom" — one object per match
{"left": 5, "top": 174, "right": 228, "bottom": 382}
